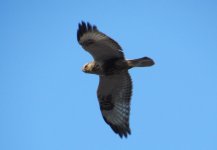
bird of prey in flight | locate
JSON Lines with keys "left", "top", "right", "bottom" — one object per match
{"left": 77, "top": 21, "right": 154, "bottom": 138}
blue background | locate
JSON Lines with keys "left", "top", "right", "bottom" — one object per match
{"left": 0, "top": 0, "right": 217, "bottom": 150}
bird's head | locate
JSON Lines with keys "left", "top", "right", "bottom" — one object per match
{"left": 82, "top": 62, "right": 97, "bottom": 74}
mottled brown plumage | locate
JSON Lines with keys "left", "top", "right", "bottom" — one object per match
{"left": 77, "top": 21, "right": 154, "bottom": 138}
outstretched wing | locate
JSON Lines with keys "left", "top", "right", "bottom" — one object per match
{"left": 97, "top": 71, "right": 132, "bottom": 138}
{"left": 77, "top": 22, "right": 124, "bottom": 63}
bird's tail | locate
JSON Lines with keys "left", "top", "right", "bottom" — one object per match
{"left": 127, "top": 57, "right": 155, "bottom": 68}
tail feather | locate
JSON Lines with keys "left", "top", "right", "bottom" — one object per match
{"left": 127, "top": 57, "right": 155, "bottom": 68}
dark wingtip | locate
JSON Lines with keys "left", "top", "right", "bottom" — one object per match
{"left": 93, "top": 25, "right": 98, "bottom": 31}
{"left": 102, "top": 116, "right": 131, "bottom": 138}
{"left": 110, "top": 124, "right": 131, "bottom": 138}
{"left": 142, "top": 56, "right": 155, "bottom": 66}
{"left": 118, "top": 127, "right": 131, "bottom": 138}
{"left": 77, "top": 21, "right": 98, "bottom": 42}
{"left": 87, "top": 22, "right": 92, "bottom": 31}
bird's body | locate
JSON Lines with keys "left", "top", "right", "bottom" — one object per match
{"left": 83, "top": 57, "right": 154, "bottom": 75}
{"left": 77, "top": 22, "right": 154, "bottom": 138}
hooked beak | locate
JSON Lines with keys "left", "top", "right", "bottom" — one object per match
{"left": 81, "top": 65, "right": 88, "bottom": 73}
{"left": 81, "top": 67, "right": 86, "bottom": 72}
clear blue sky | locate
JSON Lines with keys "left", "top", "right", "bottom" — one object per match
{"left": 0, "top": 0, "right": 217, "bottom": 150}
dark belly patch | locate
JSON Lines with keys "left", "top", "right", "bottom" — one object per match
{"left": 102, "top": 58, "right": 123, "bottom": 75}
